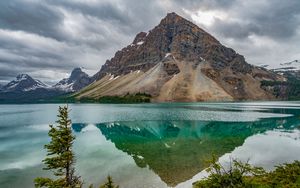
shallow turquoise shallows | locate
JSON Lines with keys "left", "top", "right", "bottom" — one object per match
{"left": 1, "top": 101, "right": 300, "bottom": 187}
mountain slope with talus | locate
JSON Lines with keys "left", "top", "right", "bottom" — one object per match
{"left": 78, "top": 12, "right": 282, "bottom": 102}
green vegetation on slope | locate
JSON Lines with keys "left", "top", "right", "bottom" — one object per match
{"left": 19, "top": 92, "right": 152, "bottom": 104}
{"left": 261, "top": 74, "right": 300, "bottom": 100}
{"left": 97, "top": 93, "right": 151, "bottom": 103}
{"left": 67, "top": 92, "right": 151, "bottom": 103}
{"left": 193, "top": 157, "right": 300, "bottom": 188}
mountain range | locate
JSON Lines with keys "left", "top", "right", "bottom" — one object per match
{"left": 0, "top": 12, "right": 299, "bottom": 103}
{"left": 1, "top": 74, "right": 50, "bottom": 92}
{"left": 0, "top": 67, "right": 92, "bottom": 103}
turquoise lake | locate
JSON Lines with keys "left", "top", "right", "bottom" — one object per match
{"left": 1, "top": 102, "right": 300, "bottom": 187}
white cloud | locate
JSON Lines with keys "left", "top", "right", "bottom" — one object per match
{"left": 185, "top": 9, "right": 228, "bottom": 27}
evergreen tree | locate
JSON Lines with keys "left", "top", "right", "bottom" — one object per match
{"left": 99, "top": 176, "right": 119, "bottom": 188}
{"left": 34, "top": 106, "right": 82, "bottom": 188}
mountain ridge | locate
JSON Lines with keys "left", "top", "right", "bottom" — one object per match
{"left": 1, "top": 74, "right": 50, "bottom": 92}
{"left": 0, "top": 68, "right": 92, "bottom": 103}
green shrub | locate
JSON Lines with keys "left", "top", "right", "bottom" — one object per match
{"left": 193, "top": 157, "right": 300, "bottom": 188}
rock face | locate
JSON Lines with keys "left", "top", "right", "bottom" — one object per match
{"left": 55, "top": 68, "right": 92, "bottom": 92}
{"left": 78, "top": 12, "right": 282, "bottom": 102}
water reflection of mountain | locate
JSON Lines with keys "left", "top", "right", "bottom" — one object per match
{"left": 72, "top": 116, "right": 299, "bottom": 186}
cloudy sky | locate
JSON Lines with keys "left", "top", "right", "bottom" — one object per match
{"left": 0, "top": 0, "right": 299, "bottom": 84}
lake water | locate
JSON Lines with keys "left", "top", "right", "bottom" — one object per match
{"left": 0, "top": 102, "right": 300, "bottom": 188}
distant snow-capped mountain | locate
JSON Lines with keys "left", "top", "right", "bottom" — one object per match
{"left": 54, "top": 67, "right": 92, "bottom": 92}
{"left": 1, "top": 74, "right": 49, "bottom": 92}
{"left": 0, "top": 74, "right": 61, "bottom": 103}
{"left": 0, "top": 68, "right": 93, "bottom": 103}
{"left": 1, "top": 68, "right": 92, "bottom": 95}
{"left": 272, "top": 60, "right": 300, "bottom": 72}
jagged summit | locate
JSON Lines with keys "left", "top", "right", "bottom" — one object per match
{"left": 0, "top": 73, "right": 69, "bottom": 103}
{"left": 161, "top": 12, "right": 188, "bottom": 24}
{"left": 54, "top": 67, "right": 92, "bottom": 92}
{"left": 131, "top": 12, "right": 185, "bottom": 45}
{"left": 16, "top": 74, "right": 30, "bottom": 80}
{"left": 78, "top": 13, "right": 282, "bottom": 102}
{"left": 159, "top": 12, "right": 203, "bottom": 31}
{"left": 93, "top": 13, "right": 219, "bottom": 80}
{"left": 94, "top": 12, "right": 233, "bottom": 79}
{"left": 69, "top": 67, "right": 88, "bottom": 82}
{"left": 1, "top": 74, "right": 48, "bottom": 92}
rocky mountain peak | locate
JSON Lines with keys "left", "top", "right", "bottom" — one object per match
{"left": 16, "top": 74, "right": 31, "bottom": 80}
{"left": 81, "top": 12, "right": 281, "bottom": 102}
{"left": 71, "top": 67, "right": 83, "bottom": 73}
{"left": 2, "top": 74, "right": 48, "bottom": 92}
{"left": 93, "top": 12, "right": 244, "bottom": 81}
{"left": 69, "top": 67, "right": 88, "bottom": 82}
{"left": 132, "top": 32, "right": 147, "bottom": 44}
{"left": 159, "top": 12, "right": 190, "bottom": 27}
{"left": 54, "top": 67, "right": 91, "bottom": 92}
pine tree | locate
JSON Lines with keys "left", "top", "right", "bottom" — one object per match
{"left": 34, "top": 106, "right": 82, "bottom": 188}
{"left": 99, "top": 176, "right": 119, "bottom": 188}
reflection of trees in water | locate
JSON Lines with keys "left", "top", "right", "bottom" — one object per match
{"left": 72, "top": 123, "right": 86, "bottom": 132}
{"left": 71, "top": 115, "right": 299, "bottom": 186}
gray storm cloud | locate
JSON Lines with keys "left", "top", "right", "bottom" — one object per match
{"left": 0, "top": 0, "right": 299, "bottom": 84}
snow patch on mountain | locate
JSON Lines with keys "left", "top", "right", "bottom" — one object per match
{"left": 137, "top": 41, "right": 144, "bottom": 45}
{"left": 165, "top": 53, "right": 172, "bottom": 58}
{"left": 54, "top": 79, "right": 75, "bottom": 92}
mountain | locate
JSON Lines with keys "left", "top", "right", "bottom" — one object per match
{"left": 77, "top": 12, "right": 282, "bottom": 102}
{"left": 54, "top": 67, "right": 92, "bottom": 92}
{"left": 0, "top": 68, "right": 93, "bottom": 103}
{"left": 272, "top": 60, "right": 300, "bottom": 72}
{"left": 0, "top": 74, "right": 63, "bottom": 103}
{"left": 273, "top": 60, "right": 300, "bottom": 72}
{"left": 259, "top": 59, "right": 300, "bottom": 100}
{"left": 1, "top": 74, "right": 49, "bottom": 92}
